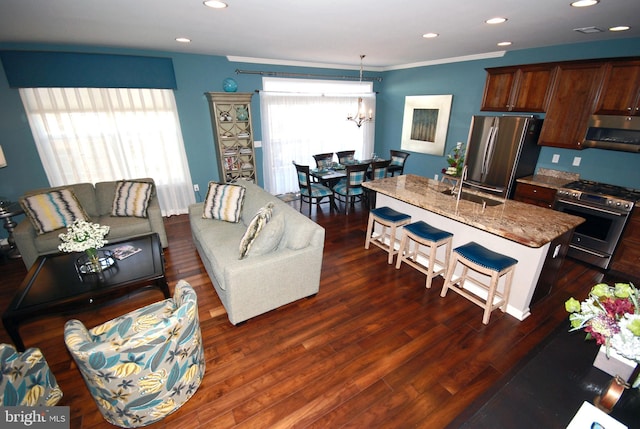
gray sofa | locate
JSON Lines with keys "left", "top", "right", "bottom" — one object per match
{"left": 14, "top": 178, "right": 168, "bottom": 269}
{"left": 189, "top": 180, "right": 325, "bottom": 325}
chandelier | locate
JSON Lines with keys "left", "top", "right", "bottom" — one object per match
{"left": 347, "top": 55, "right": 373, "bottom": 128}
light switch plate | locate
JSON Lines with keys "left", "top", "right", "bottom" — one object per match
{"left": 572, "top": 156, "right": 581, "bottom": 166}
{"left": 552, "top": 154, "right": 560, "bottom": 163}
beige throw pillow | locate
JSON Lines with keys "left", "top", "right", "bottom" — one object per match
{"left": 111, "top": 180, "right": 154, "bottom": 218}
{"left": 202, "top": 182, "right": 246, "bottom": 223}
{"left": 20, "top": 189, "right": 88, "bottom": 234}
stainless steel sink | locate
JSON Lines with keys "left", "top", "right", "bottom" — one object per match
{"left": 440, "top": 189, "right": 503, "bottom": 207}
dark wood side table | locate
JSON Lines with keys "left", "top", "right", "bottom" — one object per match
{"left": 448, "top": 324, "right": 640, "bottom": 428}
{"left": 0, "top": 201, "right": 24, "bottom": 259}
{"left": 2, "top": 233, "right": 169, "bottom": 351}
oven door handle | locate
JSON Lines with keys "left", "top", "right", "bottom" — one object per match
{"left": 556, "top": 199, "right": 626, "bottom": 217}
{"left": 569, "top": 244, "right": 609, "bottom": 258}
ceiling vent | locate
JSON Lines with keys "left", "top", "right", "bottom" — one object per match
{"left": 573, "top": 26, "right": 604, "bottom": 34}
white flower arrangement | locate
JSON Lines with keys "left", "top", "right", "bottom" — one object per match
{"left": 58, "top": 220, "right": 110, "bottom": 253}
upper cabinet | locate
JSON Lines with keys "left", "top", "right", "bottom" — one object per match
{"left": 537, "top": 62, "right": 605, "bottom": 150}
{"left": 481, "top": 65, "right": 555, "bottom": 112}
{"left": 593, "top": 60, "right": 640, "bottom": 116}
{"left": 481, "top": 57, "right": 640, "bottom": 150}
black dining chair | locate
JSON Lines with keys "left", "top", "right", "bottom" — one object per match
{"left": 312, "top": 152, "right": 334, "bottom": 169}
{"left": 336, "top": 150, "right": 356, "bottom": 164}
{"left": 332, "top": 163, "right": 369, "bottom": 215}
{"left": 388, "top": 150, "right": 410, "bottom": 176}
{"left": 293, "top": 162, "right": 334, "bottom": 216}
{"left": 369, "top": 159, "right": 391, "bottom": 180}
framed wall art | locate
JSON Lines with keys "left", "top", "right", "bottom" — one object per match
{"left": 400, "top": 94, "right": 453, "bottom": 156}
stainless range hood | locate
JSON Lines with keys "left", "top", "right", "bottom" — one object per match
{"left": 583, "top": 115, "right": 640, "bottom": 152}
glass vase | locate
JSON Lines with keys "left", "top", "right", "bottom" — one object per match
{"left": 76, "top": 248, "right": 116, "bottom": 275}
{"left": 86, "top": 248, "right": 102, "bottom": 273}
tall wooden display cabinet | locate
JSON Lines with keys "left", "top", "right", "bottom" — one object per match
{"left": 205, "top": 92, "right": 257, "bottom": 183}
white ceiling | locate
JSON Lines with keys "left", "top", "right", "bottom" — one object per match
{"left": 0, "top": 0, "right": 638, "bottom": 71}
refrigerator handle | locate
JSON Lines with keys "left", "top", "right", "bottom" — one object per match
{"left": 482, "top": 125, "right": 497, "bottom": 178}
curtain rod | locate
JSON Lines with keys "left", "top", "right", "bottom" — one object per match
{"left": 235, "top": 68, "right": 383, "bottom": 82}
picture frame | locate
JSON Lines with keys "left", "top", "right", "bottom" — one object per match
{"left": 400, "top": 94, "right": 453, "bottom": 156}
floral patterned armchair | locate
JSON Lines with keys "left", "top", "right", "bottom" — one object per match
{"left": 0, "top": 343, "right": 63, "bottom": 406}
{"left": 64, "top": 280, "right": 205, "bottom": 428}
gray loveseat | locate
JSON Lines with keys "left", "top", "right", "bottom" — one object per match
{"left": 14, "top": 178, "right": 168, "bottom": 269}
{"left": 189, "top": 180, "right": 325, "bottom": 325}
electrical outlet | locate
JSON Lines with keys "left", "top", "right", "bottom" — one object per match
{"left": 552, "top": 154, "right": 560, "bottom": 164}
{"left": 193, "top": 184, "right": 199, "bottom": 192}
{"left": 572, "top": 157, "right": 581, "bottom": 167}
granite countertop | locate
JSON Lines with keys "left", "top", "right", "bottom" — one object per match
{"left": 363, "top": 175, "right": 585, "bottom": 248}
{"left": 516, "top": 168, "right": 579, "bottom": 190}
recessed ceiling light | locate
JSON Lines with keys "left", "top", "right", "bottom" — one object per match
{"left": 486, "top": 17, "right": 507, "bottom": 25}
{"left": 497, "top": 41, "right": 512, "bottom": 47}
{"left": 175, "top": 37, "right": 191, "bottom": 43}
{"left": 574, "top": 26, "right": 604, "bottom": 34}
{"left": 422, "top": 33, "right": 439, "bottom": 39}
{"left": 609, "top": 26, "right": 630, "bottom": 32}
{"left": 203, "top": 0, "right": 228, "bottom": 9}
{"left": 570, "top": 0, "right": 599, "bottom": 7}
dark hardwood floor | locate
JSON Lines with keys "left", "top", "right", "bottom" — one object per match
{"left": 0, "top": 198, "right": 616, "bottom": 428}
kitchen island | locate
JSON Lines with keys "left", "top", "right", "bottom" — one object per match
{"left": 363, "top": 174, "right": 584, "bottom": 321}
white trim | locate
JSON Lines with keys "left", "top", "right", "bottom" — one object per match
{"left": 228, "top": 51, "right": 506, "bottom": 72}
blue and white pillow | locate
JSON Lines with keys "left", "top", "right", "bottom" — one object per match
{"left": 20, "top": 189, "right": 88, "bottom": 234}
{"left": 111, "top": 180, "right": 154, "bottom": 218}
{"left": 202, "top": 182, "right": 246, "bottom": 222}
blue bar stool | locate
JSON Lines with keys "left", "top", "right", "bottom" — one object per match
{"left": 440, "top": 241, "right": 517, "bottom": 324}
{"left": 395, "top": 221, "right": 453, "bottom": 289}
{"left": 365, "top": 207, "right": 411, "bottom": 264}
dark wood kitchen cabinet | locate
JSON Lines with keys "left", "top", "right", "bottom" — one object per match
{"left": 537, "top": 62, "right": 605, "bottom": 149}
{"left": 513, "top": 182, "right": 556, "bottom": 209}
{"left": 610, "top": 207, "right": 640, "bottom": 282}
{"left": 593, "top": 60, "right": 640, "bottom": 116}
{"left": 481, "top": 65, "right": 555, "bottom": 112}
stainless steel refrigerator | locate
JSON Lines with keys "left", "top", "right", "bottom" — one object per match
{"left": 464, "top": 115, "right": 543, "bottom": 199}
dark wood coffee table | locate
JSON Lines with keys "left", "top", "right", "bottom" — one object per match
{"left": 2, "top": 233, "right": 169, "bottom": 351}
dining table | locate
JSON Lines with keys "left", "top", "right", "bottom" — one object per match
{"left": 309, "top": 158, "right": 387, "bottom": 182}
{"left": 309, "top": 158, "right": 388, "bottom": 211}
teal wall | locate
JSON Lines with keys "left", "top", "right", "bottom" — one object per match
{"left": 1, "top": 38, "right": 639, "bottom": 240}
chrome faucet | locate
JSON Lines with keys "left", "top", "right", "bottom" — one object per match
{"left": 453, "top": 165, "right": 468, "bottom": 204}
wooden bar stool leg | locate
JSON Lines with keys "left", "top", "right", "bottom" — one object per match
{"left": 425, "top": 241, "right": 437, "bottom": 289}
{"left": 501, "top": 268, "right": 515, "bottom": 313}
{"left": 395, "top": 233, "right": 409, "bottom": 269}
{"left": 365, "top": 214, "right": 375, "bottom": 249}
{"left": 387, "top": 224, "right": 397, "bottom": 264}
{"left": 441, "top": 253, "right": 458, "bottom": 297}
{"left": 483, "top": 271, "right": 500, "bottom": 325}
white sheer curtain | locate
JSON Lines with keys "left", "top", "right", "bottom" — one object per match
{"left": 260, "top": 78, "right": 375, "bottom": 195}
{"left": 19, "top": 87, "right": 194, "bottom": 216}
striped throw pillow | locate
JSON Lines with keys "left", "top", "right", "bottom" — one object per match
{"left": 202, "top": 182, "right": 246, "bottom": 222}
{"left": 112, "top": 181, "right": 154, "bottom": 218}
{"left": 239, "top": 202, "right": 275, "bottom": 259}
{"left": 20, "top": 189, "right": 88, "bottom": 234}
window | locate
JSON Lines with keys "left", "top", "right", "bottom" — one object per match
{"left": 19, "top": 87, "right": 194, "bottom": 216}
{"left": 260, "top": 78, "right": 375, "bottom": 195}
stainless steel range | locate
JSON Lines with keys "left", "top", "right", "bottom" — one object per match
{"left": 553, "top": 180, "right": 640, "bottom": 269}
